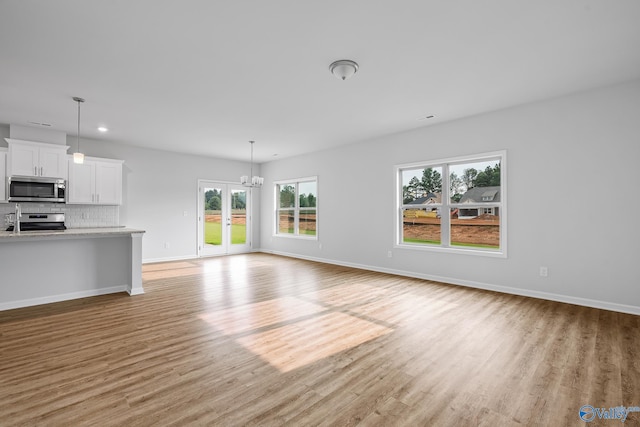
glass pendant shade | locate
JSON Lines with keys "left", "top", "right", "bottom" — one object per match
{"left": 73, "top": 152, "right": 85, "bottom": 164}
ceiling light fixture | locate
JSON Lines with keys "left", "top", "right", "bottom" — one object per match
{"left": 72, "top": 96, "right": 85, "bottom": 164}
{"left": 98, "top": 126, "right": 108, "bottom": 132}
{"left": 329, "top": 59, "right": 359, "bottom": 81}
{"left": 240, "top": 140, "right": 264, "bottom": 187}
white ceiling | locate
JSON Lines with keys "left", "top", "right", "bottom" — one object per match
{"left": 1, "top": 1, "right": 639, "bottom": 163}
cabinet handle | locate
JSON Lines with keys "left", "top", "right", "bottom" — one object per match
{"left": 40, "top": 166, "right": 43, "bottom": 176}
{"left": 34, "top": 166, "right": 38, "bottom": 176}
{"left": 92, "top": 194, "right": 95, "bottom": 202}
{"left": 97, "top": 194, "right": 100, "bottom": 203}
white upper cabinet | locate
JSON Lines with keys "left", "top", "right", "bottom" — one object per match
{"left": 67, "top": 161, "right": 95, "bottom": 204}
{"left": 6, "top": 139, "right": 69, "bottom": 179}
{"left": 95, "top": 161, "right": 122, "bottom": 205}
{"left": 68, "top": 157, "right": 123, "bottom": 205}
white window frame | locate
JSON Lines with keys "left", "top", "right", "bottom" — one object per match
{"left": 395, "top": 151, "right": 507, "bottom": 258}
{"left": 274, "top": 176, "right": 318, "bottom": 240}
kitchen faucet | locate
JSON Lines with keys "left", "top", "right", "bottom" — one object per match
{"left": 14, "top": 203, "right": 22, "bottom": 234}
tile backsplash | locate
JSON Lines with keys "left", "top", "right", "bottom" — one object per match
{"left": 1, "top": 203, "right": 119, "bottom": 228}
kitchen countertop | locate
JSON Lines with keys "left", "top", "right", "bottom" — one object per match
{"left": 0, "top": 227, "right": 145, "bottom": 242}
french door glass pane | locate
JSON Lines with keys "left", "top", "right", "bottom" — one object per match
{"left": 204, "top": 187, "right": 222, "bottom": 245}
{"left": 231, "top": 189, "right": 247, "bottom": 245}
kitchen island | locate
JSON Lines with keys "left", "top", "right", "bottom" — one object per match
{"left": 0, "top": 228, "right": 145, "bottom": 311}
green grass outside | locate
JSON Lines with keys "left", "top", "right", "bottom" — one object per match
{"left": 205, "top": 222, "right": 246, "bottom": 245}
{"left": 403, "top": 238, "right": 441, "bottom": 245}
{"left": 281, "top": 228, "right": 317, "bottom": 236}
{"left": 451, "top": 242, "right": 499, "bottom": 249}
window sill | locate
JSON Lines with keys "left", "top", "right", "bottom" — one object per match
{"left": 394, "top": 242, "right": 507, "bottom": 258}
{"left": 273, "top": 234, "right": 318, "bottom": 241}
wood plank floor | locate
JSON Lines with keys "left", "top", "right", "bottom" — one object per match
{"left": 1, "top": 253, "right": 639, "bottom": 426}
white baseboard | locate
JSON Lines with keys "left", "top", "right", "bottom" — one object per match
{"left": 143, "top": 254, "right": 197, "bottom": 264}
{"left": 260, "top": 249, "right": 640, "bottom": 316}
{"left": 0, "top": 286, "right": 128, "bottom": 311}
{"left": 143, "top": 249, "right": 261, "bottom": 264}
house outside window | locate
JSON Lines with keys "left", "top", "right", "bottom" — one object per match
{"left": 275, "top": 177, "right": 318, "bottom": 238}
{"left": 396, "top": 151, "right": 506, "bottom": 257}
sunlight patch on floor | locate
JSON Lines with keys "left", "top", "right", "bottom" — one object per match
{"left": 199, "top": 294, "right": 394, "bottom": 372}
{"left": 236, "top": 311, "right": 393, "bottom": 372}
{"left": 199, "top": 296, "right": 326, "bottom": 335}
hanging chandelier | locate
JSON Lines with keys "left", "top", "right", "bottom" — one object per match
{"left": 240, "top": 140, "right": 264, "bottom": 187}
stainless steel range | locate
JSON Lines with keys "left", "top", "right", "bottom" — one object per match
{"left": 5, "top": 212, "right": 66, "bottom": 231}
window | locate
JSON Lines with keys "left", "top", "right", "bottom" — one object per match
{"left": 275, "top": 177, "right": 317, "bottom": 238}
{"left": 397, "top": 151, "right": 506, "bottom": 257}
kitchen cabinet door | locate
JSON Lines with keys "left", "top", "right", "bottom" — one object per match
{"left": 95, "top": 161, "right": 122, "bottom": 205}
{"left": 38, "top": 146, "right": 68, "bottom": 179}
{"left": 67, "top": 161, "right": 95, "bottom": 204}
{"left": 8, "top": 144, "right": 38, "bottom": 177}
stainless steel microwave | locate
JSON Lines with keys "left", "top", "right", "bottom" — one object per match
{"left": 8, "top": 176, "right": 66, "bottom": 203}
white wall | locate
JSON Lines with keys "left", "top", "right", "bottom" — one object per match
{"left": 259, "top": 79, "right": 640, "bottom": 314}
{"left": 74, "top": 141, "right": 261, "bottom": 262}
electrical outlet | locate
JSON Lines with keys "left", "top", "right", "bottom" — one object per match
{"left": 387, "top": 251, "right": 393, "bottom": 258}
{"left": 539, "top": 266, "right": 548, "bottom": 277}
{"left": 183, "top": 211, "right": 188, "bottom": 217}
{"left": 164, "top": 242, "right": 170, "bottom": 249}
{"left": 319, "top": 243, "right": 323, "bottom": 250}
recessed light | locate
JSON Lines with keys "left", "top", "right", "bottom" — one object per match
{"left": 97, "top": 126, "right": 108, "bottom": 132}
{"left": 417, "top": 115, "right": 435, "bottom": 121}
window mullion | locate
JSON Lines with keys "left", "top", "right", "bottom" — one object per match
{"left": 294, "top": 183, "right": 300, "bottom": 235}
{"left": 441, "top": 163, "right": 451, "bottom": 248}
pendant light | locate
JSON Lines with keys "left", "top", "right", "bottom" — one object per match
{"left": 72, "top": 96, "right": 85, "bottom": 164}
{"left": 240, "top": 140, "right": 264, "bottom": 187}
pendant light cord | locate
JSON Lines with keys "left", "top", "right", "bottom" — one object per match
{"left": 77, "top": 100, "right": 81, "bottom": 153}
{"left": 72, "top": 97, "right": 85, "bottom": 153}
{"left": 250, "top": 140, "right": 254, "bottom": 179}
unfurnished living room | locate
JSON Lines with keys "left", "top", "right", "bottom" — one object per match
{"left": 1, "top": 1, "right": 639, "bottom": 426}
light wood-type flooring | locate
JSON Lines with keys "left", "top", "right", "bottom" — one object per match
{"left": 1, "top": 253, "right": 639, "bottom": 426}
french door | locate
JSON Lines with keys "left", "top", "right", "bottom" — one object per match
{"left": 198, "top": 180, "right": 251, "bottom": 256}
